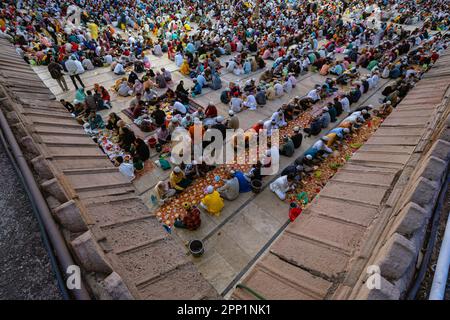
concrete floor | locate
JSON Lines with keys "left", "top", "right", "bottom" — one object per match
{"left": 0, "top": 141, "right": 62, "bottom": 300}
{"left": 32, "top": 32, "right": 392, "bottom": 295}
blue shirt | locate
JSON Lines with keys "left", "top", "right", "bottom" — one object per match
{"left": 329, "top": 127, "right": 346, "bottom": 138}
{"left": 235, "top": 171, "right": 251, "bottom": 193}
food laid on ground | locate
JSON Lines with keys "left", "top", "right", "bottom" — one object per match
{"left": 288, "top": 116, "right": 383, "bottom": 208}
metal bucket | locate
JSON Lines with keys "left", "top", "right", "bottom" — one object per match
{"left": 251, "top": 179, "right": 263, "bottom": 193}
{"left": 188, "top": 239, "right": 204, "bottom": 257}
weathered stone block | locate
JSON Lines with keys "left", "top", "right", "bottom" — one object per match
{"left": 102, "top": 272, "right": 135, "bottom": 300}
{"left": 374, "top": 233, "right": 416, "bottom": 280}
{"left": 419, "top": 156, "right": 447, "bottom": 183}
{"left": 20, "top": 135, "right": 39, "bottom": 157}
{"left": 406, "top": 177, "right": 440, "bottom": 211}
{"left": 53, "top": 200, "right": 88, "bottom": 233}
{"left": 31, "top": 155, "right": 54, "bottom": 180}
{"left": 71, "top": 231, "right": 112, "bottom": 274}
{"left": 394, "top": 202, "right": 430, "bottom": 236}
{"left": 355, "top": 276, "right": 400, "bottom": 300}
{"left": 41, "top": 178, "right": 68, "bottom": 203}
{"left": 429, "top": 139, "right": 450, "bottom": 162}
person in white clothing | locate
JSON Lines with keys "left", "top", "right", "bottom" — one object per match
{"left": 114, "top": 156, "right": 135, "bottom": 181}
{"left": 274, "top": 82, "right": 284, "bottom": 97}
{"left": 230, "top": 95, "right": 243, "bottom": 113}
{"left": 270, "top": 175, "right": 295, "bottom": 200}
{"left": 340, "top": 95, "right": 351, "bottom": 113}
{"left": 243, "top": 94, "right": 257, "bottom": 110}
{"left": 172, "top": 101, "right": 187, "bottom": 115}
{"left": 263, "top": 119, "right": 277, "bottom": 137}
{"left": 307, "top": 87, "right": 320, "bottom": 102}
{"left": 64, "top": 56, "right": 85, "bottom": 89}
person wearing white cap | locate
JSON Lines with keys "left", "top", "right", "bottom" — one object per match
{"left": 271, "top": 111, "right": 286, "bottom": 128}
{"left": 263, "top": 118, "right": 278, "bottom": 137}
{"left": 217, "top": 170, "right": 240, "bottom": 201}
{"left": 200, "top": 185, "right": 224, "bottom": 216}
{"left": 304, "top": 136, "right": 333, "bottom": 160}
{"left": 329, "top": 127, "right": 350, "bottom": 140}
{"left": 227, "top": 110, "right": 240, "bottom": 130}
{"left": 281, "top": 164, "right": 304, "bottom": 181}
{"left": 270, "top": 174, "right": 295, "bottom": 201}
{"left": 291, "top": 126, "right": 303, "bottom": 149}
{"left": 243, "top": 93, "right": 257, "bottom": 111}
{"left": 320, "top": 107, "right": 331, "bottom": 128}
{"left": 170, "top": 166, "right": 192, "bottom": 192}
{"left": 280, "top": 135, "right": 295, "bottom": 157}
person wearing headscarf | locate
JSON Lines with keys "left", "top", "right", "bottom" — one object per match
{"left": 200, "top": 185, "right": 224, "bottom": 216}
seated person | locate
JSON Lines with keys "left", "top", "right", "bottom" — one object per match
{"left": 87, "top": 111, "right": 105, "bottom": 130}
{"left": 234, "top": 170, "right": 252, "bottom": 193}
{"left": 155, "top": 71, "right": 167, "bottom": 88}
{"left": 303, "top": 116, "right": 322, "bottom": 137}
{"left": 169, "top": 166, "right": 192, "bottom": 192}
{"left": 174, "top": 203, "right": 201, "bottom": 231}
{"left": 154, "top": 180, "right": 176, "bottom": 204}
{"left": 156, "top": 124, "right": 171, "bottom": 144}
{"left": 114, "top": 156, "right": 135, "bottom": 181}
{"left": 217, "top": 170, "right": 240, "bottom": 200}
{"left": 191, "top": 79, "right": 202, "bottom": 96}
{"left": 269, "top": 174, "right": 295, "bottom": 201}
{"left": 151, "top": 104, "right": 166, "bottom": 127}
{"left": 132, "top": 100, "right": 146, "bottom": 119}
{"left": 280, "top": 136, "right": 295, "bottom": 157}
{"left": 200, "top": 185, "right": 224, "bottom": 216}
{"left": 291, "top": 126, "right": 303, "bottom": 149}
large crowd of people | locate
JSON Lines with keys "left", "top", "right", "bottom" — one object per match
{"left": 1, "top": 0, "right": 448, "bottom": 230}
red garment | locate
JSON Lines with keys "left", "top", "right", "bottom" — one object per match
{"left": 183, "top": 207, "right": 201, "bottom": 231}
{"left": 205, "top": 105, "right": 218, "bottom": 118}
{"left": 251, "top": 123, "right": 263, "bottom": 133}
{"left": 289, "top": 207, "right": 302, "bottom": 222}
{"left": 101, "top": 89, "right": 111, "bottom": 102}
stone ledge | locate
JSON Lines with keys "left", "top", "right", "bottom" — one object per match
{"left": 101, "top": 272, "right": 135, "bottom": 300}
{"left": 392, "top": 202, "right": 431, "bottom": 237}
{"left": 429, "top": 139, "right": 450, "bottom": 162}
{"left": 403, "top": 177, "right": 440, "bottom": 212}
{"left": 374, "top": 233, "right": 416, "bottom": 281}
{"left": 355, "top": 276, "right": 400, "bottom": 300}
{"left": 53, "top": 200, "right": 88, "bottom": 233}
{"left": 71, "top": 230, "right": 113, "bottom": 274}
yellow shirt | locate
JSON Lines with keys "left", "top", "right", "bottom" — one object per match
{"left": 170, "top": 171, "right": 185, "bottom": 191}
{"left": 88, "top": 22, "right": 99, "bottom": 40}
{"left": 201, "top": 191, "right": 224, "bottom": 215}
{"left": 180, "top": 60, "right": 190, "bottom": 75}
{"left": 325, "top": 133, "right": 338, "bottom": 147}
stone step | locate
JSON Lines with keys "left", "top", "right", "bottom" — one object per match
{"left": 40, "top": 133, "right": 94, "bottom": 145}
{"left": 319, "top": 180, "right": 389, "bottom": 206}
{"left": 234, "top": 253, "right": 332, "bottom": 300}
{"left": 307, "top": 195, "right": 378, "bottom": 227}
{"left": 351, "top": 151, "right": 410, "bottom": 165}
{"left": 364, "top": 135, "right": 421, "bottom": 146}
{"left": 47, "top": 145, "right": 104, "bottom": 157}
{"left": 270, "top": 232, "right": 350, "bottom": 279}
{"left": 286, "top": 215, "right": 366, "bottom": 254}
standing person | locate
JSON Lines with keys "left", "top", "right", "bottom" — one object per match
{"left": 48, "top": 58, "right": 69, "bottom": 92}
{"left": 65, "top": 56, "right": 85, "bottom": 89}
